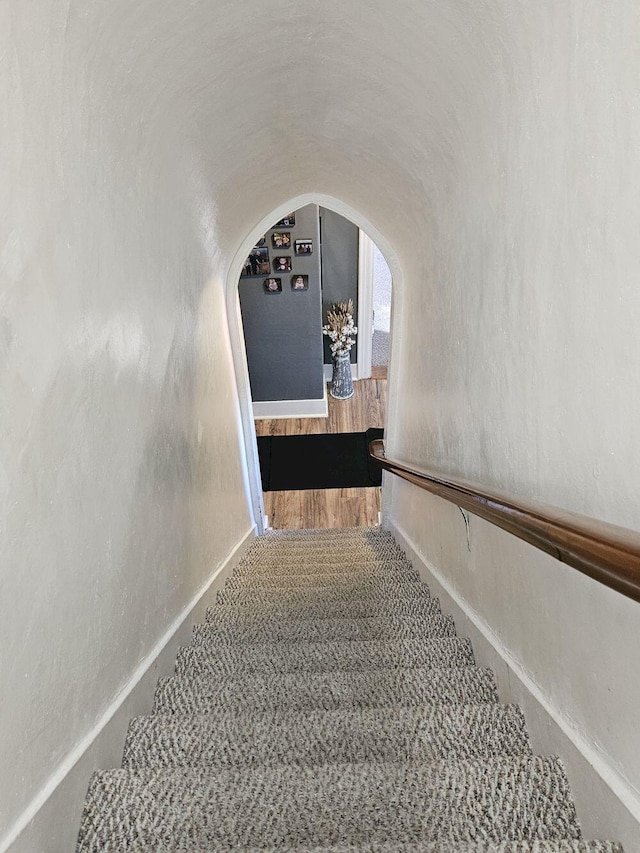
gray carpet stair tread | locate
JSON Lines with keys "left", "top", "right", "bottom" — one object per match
{"left": 205, "top": 595, "right": 441, "bottom": 624}
{"left": 240, "top": 546, "right": 406, "bottom": 564}
{"left": 233, "top": 559, "right": 415, "bottom": 577}
{"left": 175, "top": 637, "right": 475, "bottom": 677}
{"left": 206, "top": 596, "right": 440, "bottom": 623}
{"left": 154, "top": 667, "right": 500, "bottom": 713}
{"left": 260, "top": 526, "right": 392, "bottom": 538}
{"left": 252, "top": 527, "right": 396, "bottom": 538}
{"left": 226, "top": 566, "right": 420, "bottom": 589}
{"left": 240, "top": 551, "right": 406, "bottom": 564}
{"left": 256, "top": 542, "right": 402, "bottom": 554}
{"left": 191, "top": 613, "right": 456, "bottom": 645}
{"left": 248, "top": 531, "right": 400, "bottom": 543}
{"left": 77, "top": 757, "right": 580, "bottom": 851}
{"left": 217, "top": 583, "right": 431, "bottom": 606}
{"left": 237, "top": 844, "right": 622, "bottom": 853}
{"left": 123, "top": 704, "right": 532, "bottom": 769}
{"left": 76, "top": 527, "right": 622, "bottom": 852}
{"left": 247, "top": 541, "right": 401, "bottom": 550}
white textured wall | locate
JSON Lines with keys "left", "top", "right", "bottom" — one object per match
{"left": 381, "top": 0, "right": 640, "bottom": 847}
{"left": 0, "top": 3, "right": 253, "bottom": 848}
{"left": 2, "top": 0, "right": 640, "bottom": 849}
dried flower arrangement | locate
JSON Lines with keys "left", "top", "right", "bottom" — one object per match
{"left": 322, "top": 299, "right": 358, "bottom": 357}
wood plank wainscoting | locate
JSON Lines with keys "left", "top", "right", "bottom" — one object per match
{"left": 255, "top": 373, "right": 387, "bottom": 529}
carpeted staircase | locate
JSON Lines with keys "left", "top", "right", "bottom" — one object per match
{"left": 76, "top": 526, "right": 623, "bottom": 852}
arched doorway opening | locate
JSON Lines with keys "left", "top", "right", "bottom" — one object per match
{"left": 225, "top": 194, "right": 402, "bottom": 533}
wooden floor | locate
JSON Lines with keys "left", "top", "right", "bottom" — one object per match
{"left": 256, "top": 377, "right": 387, "bottom": 530}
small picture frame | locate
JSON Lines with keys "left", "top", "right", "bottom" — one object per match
{"left": 275, "top": 213, "right": 296, "bottom": 228}
{"left": 255, "top": 236, "right": 267, "bottom": 248}
{"left": 272, "top": 256, "right": 292, "bottom": 272}
{"left": 295, "top": 239, "right": 313, "bottom": 255}
{"left": 291, "top": 274, "right": 308, "bottom": 291}
{"left": 271, "top": 231, "right": 291, "bottom": 249}
{"left": 263, "top": 277, "right": 282, "bottom": 293}
{"left": 241, "top": 246, "right": 270, "bottom": 277}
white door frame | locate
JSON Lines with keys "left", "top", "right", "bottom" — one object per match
{"left": 357, "top": 229, "right": 376, "bottom": 380}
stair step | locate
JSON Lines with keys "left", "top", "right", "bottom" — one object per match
{"left": 77, "top": 757, "right": 580, "bottom": 851}
{"left": 216, "top": 583, "right": 431, "bottom": 607}
{"left": 250, "top": 531, "right": 398, "bottom": 547}
{"left": 233, "top": 558, "right": 414, "bottom": 577}
{"left": 237, "top": 557, "right": 409, "bottom": 572}
{"left": 154, "top": 667, "right": 500, "bottom": 713}
{"left": 249, "top": 540, "right": 400, "bottom": 548}
{"left": 192, "top": 613, "right": 456, "bottom": 645}
{"left": 76, "top": 525, "right": 622, "bottom": 852}
{"left": 175, "top": 637, "right": 475, "bottom": 677}
{"left": 240, "top": 551, "right": 405, "bottom": 566}
{"left": 123, "top": 704, "right": 532, "bottom": 769}
{"left": 206, "top": 595, "right": 441, "bottom": 623}
{"left": 260, "top": 526, "right": 395, "bottom": 541}
{"left": 240, "top": 544, "right": 405, "bottom": 564}
{"left": 226, "top": 564, "right": 419, "bottom": 589}
{"left": 238, "top": 844, "right": 622, "bottom": 853}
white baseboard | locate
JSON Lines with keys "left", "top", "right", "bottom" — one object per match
{"left": 3, "top": 526, "right": 256, "bottom": 853}
{"left": 387, "top": 519, "right": 640, "bottom": 853}
{"left": 253, "top": 388, "right": 328, "bottom": 420}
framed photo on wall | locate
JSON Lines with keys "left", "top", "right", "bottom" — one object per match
{"left": 241, "top": 246, "right": 270, "bottom": 277}
{"left": 275, "top": 213, "right": 296, "bottom": 228}
{"left": 263, "top": 277, "right": 282, "bottom": 293}
{"left": 291, "top": 274, "right": 308, "bottom": 291}
{"left": 273, "top": 256, "right": 292, "bottom": 272}
{"left": 295, "top": 239, "right": 313, "bottom": 255}
{"left": 271, "top": 232, "right": 291, "bottom": 249}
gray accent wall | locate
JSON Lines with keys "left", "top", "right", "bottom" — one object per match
{"left": 320, "top": 207, "right": 360, "bottom": 365}
{"left": 239, "top": 204, "right": 324, "bottom": 402}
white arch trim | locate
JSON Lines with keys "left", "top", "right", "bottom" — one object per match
{"left": 356, "top": 229, "right": 376, "bottom": 381}
{"left": 224, "top": 193, "right": 403, "bottom": 532}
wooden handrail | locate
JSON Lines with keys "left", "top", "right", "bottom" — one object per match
{"left": 369, "top": 439, "right": 640, "bottom": 603}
